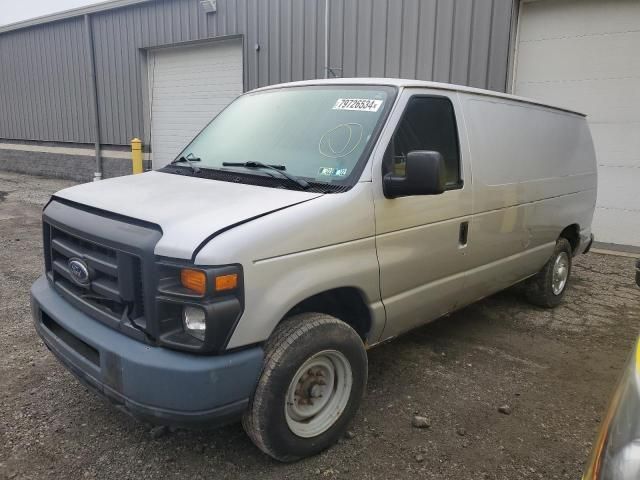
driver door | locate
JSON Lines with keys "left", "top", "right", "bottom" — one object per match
{"left": 372, "top": 90, "right": 473, "bottom": 340}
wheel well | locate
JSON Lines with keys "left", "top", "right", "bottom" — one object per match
{"left": 559, "top": 224, "right": 580, "bottom": 253}
{"left": 284, "top": 287, "right": 372, "bottom": 341}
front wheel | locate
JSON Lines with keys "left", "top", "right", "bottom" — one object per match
{"left": 242, "top": 313, "right": 367, "bottom": 462}
{"left": 525, "top": 238, "right": 573, "bottom": 308}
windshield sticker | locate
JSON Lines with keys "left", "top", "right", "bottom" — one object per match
{"left": 318, "top": 167, "right": 349, "bottom": 177}
{"left": 318, "top": 167, "right": 336, "bottom": 176}
{"left": 333, "top": 98, "right": 383, "bottom": 112}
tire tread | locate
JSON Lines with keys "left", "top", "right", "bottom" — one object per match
{"left": 525, "top": 238, "right": 572, "bottom": 308}
{"left": 242, "top": 313, "right": 363, "bottom": 461}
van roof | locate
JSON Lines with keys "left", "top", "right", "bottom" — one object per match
{"left": 252, "top": 78, "right": 586, "bottom": 117}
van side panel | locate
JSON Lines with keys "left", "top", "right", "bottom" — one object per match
{"left": 458, "top": 94, "right": 597, "bottom": 305}
{"left": 195, "top": 182, "right": 385, "bottom": 350}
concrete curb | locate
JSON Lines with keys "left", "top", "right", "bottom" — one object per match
{"left": 591, "top": 248, "right": 638, "bottom": 259}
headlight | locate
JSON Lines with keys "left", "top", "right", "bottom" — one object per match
{"left": 583, "top": 338, "right": 640, "bottom": 480}
{"left": 155, "top": 262, "right": 244, "bottom": 354}
{"left": 183, "top": 306, "right": 206, "bottom": 341}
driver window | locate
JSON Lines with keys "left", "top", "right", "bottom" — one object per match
{"left": 383, "top": 96, "right": 462, "bottom": 188}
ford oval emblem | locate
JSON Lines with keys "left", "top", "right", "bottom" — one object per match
{"left": 68, "top": 258, "right": 91, "bottom": 286}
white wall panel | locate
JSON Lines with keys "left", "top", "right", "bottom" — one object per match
{"left": 148, "top": 39, "right": 243, "bottom": 167}
{"left": 514, "top": 0, "right": 640, "bottom": 246}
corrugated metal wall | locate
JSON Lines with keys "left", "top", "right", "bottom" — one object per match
{"left": 0, "top": 17, "right": 94, "bottom": 143}
{"left": 0, "top": 0, "right": 515, "bottom": 146}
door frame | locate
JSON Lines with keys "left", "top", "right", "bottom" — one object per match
{"left": 506, "top": 0, "right": 524, "bottom": 94}
{"left": 370, "top": 87, "right": 474, "bottom": 341}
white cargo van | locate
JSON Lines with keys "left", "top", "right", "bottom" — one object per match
{"left": 31, "top": 79, "right": 596, "bottom": 461}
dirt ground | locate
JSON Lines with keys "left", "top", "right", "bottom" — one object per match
{"left": 1, "top": 170, "right": 638, "bottom": 480}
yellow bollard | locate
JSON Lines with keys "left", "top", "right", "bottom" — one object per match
{"left": 131, "top": 138, "right": 143, "bottom": 174}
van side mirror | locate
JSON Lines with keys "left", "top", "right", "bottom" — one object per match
{"left": 383, "top": 150, "right": 446, "bottom": 198}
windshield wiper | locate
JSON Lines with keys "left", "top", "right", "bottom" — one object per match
{"left": 222, "top": 161, "right": 309, "bottom": 190}
{"left": 170, "top": 154, "right": 201, "bottom": 173}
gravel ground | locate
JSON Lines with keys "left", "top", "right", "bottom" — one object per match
{"left": 1, "top": 170, "right": 639, "bottom": 480}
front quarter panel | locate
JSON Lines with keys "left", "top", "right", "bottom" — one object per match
{"left": 194, "top": 182, "right": 383, "bottom": 349}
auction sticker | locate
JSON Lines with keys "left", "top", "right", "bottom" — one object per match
{"left": 333, "top": 98, "right": 383, "bottom": 112}
{"left": 318, "top": 167, "right": 336, "bottom": 176}
{"left": 318, "top": 167, "right": 350, "bottom": 177}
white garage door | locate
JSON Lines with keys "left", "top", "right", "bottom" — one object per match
{"left": 148, "top": 39, "right": 243, "bottom": 168}
{"left": 513, "top": 0, "right": 640, "bottom": 247}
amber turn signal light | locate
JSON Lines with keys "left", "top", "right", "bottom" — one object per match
{"left": 215, "top": 273, "right": 238, "bottom": 291}
{"left": 180, "top": 269, "right": 207, "bottom": 295}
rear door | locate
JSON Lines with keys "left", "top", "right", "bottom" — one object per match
{"left": 372, "top": 89, "right": 473, "bottom": 340}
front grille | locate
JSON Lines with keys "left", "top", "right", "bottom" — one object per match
{"left": 45, "top": 224, "right": 146, "bottom": 327}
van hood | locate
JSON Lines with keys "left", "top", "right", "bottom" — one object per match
{"left": 53, "top": 171, "right": 323, "bottom": 259}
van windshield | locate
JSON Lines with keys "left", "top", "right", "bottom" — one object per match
{"left": 175, "top": 85, "right": 395, "bottom": 188}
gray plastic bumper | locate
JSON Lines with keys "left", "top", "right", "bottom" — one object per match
{"left": 582, "top": 233, "right": 595, "bottom": 254}
{"left": 31, "top": 275, "right": 263, "bottom": 427}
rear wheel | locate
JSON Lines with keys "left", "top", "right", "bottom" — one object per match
{"left": 525, "top": 238, "right": 572, "bottom": 308}
{"left": 242, "top": 313, "right": 367, "bottom": 462}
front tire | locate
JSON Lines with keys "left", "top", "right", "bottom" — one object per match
{"left": 525, "top": 238, "right": 572, "bottom": 308}
{"left": 242, "top": 313, "right": 367, "bottom": 462}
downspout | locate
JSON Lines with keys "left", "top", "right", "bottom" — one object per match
{"left": 324, "top": 0, "right": 329, "bottom": 79}
{"left": 84, "top": 14, "right": 102, "bottom": 181}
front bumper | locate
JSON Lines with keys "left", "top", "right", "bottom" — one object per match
{"left": 31, "top": 275, "right": 263, "bottom": 428}
{"left": 579, "top": 232, "right": 595, "bottom": 255}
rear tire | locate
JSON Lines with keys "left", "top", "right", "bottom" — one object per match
{"left": 242, "top": 313, "right": 367, "bottom": 462}
{"left": 525, "top": 238, "right": 572, "bottom": 308}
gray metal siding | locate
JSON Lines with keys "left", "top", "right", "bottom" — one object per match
{"left": 0, "top": 0, "right": 514, "bottom": 146}
{"left": 0, "top": 17, "right": 93, "bottom": 143}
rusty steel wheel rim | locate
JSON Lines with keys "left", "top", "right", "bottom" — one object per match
{"left": 284, "top": 350, "right": 353, "bottom": 438}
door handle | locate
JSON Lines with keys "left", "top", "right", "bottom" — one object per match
{"left": 459, "top": 221, "right": 469, "bottom": 247}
